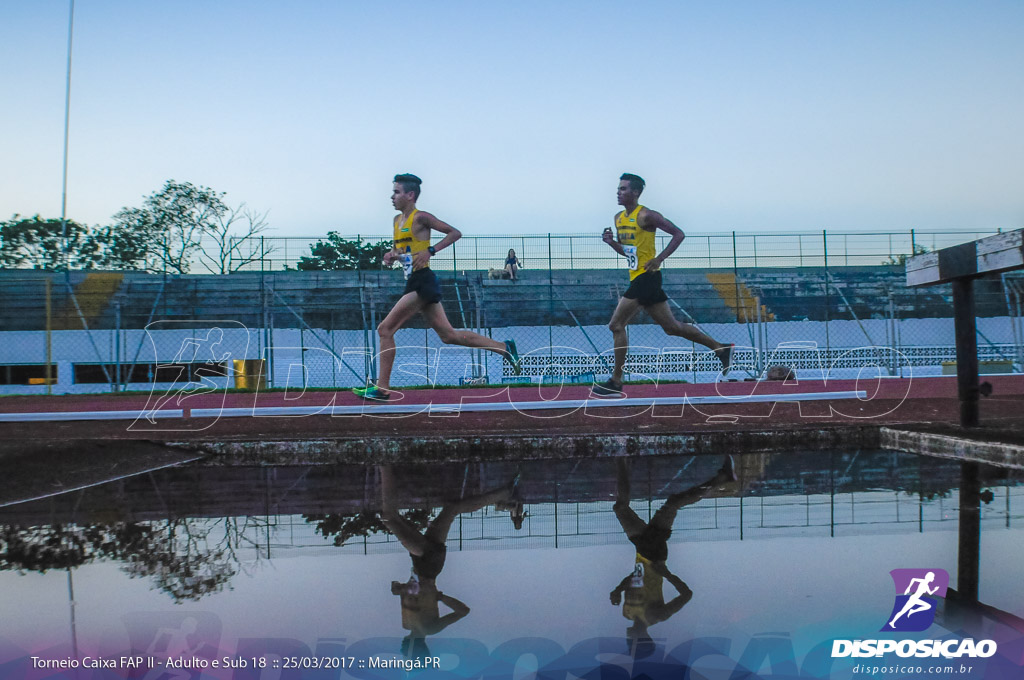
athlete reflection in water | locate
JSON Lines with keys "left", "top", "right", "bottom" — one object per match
{"left": 610, "top": 456, "right": 738, "bottom": 652}
{"left": 380, "top": 465, "right": 519, "bottom": 658}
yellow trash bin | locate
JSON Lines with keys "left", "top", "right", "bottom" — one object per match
{"left": 233, "top": 359, "right": 267, "bottom": 390}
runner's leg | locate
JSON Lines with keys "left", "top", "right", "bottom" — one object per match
{"left": 376, "top": 292, "right": 425, "bottom": 391}
{"left": 607, "top": 297, "right": 642, "bottom": 384}
{"left": 645, "top": 301, "right": 725, "bottom": 351}
{"left": 650, "top": 457, "right": 738, "bottom": 531}
{"left": 425, "top": 479, "right": 517, "bottom": 543}
{"left": 646, "top": 301, "right": 732, "bottom": 371}
{"left": 379, "top": 465, "right": 431, "bottom": 556}
{"left": 613, "top": 458, "right": 648, "bottom": 539}
{"left": 421, "top": 302, "right": 511, "bottom": 358}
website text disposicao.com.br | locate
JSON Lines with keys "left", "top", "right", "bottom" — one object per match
{"left": 836, "top": 638, "right": 997, "bottom": 677}
{"left": 851, "top": 662, "right": 977, "bottom": 676}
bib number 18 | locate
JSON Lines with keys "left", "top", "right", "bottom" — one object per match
{"left": 623, "top": 245, "right": 639, "bottom": 271}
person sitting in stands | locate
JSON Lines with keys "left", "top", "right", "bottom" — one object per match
{"left": 504, "top": 249, "right": 522, "bottom": 281}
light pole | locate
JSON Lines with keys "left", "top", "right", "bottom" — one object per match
{"left": 60, "top": 0, "right": 75, "bottom": 275}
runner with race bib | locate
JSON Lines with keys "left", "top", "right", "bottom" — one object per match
{"left": 593, "top": 173, "right": 734, "bottom": 398}
{"left": 353, "top": 174, "right": 522, "bottom": 402}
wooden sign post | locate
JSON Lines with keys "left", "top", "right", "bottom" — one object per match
{"left": 906, "top": 229, "right": 1024, "bottom": 427}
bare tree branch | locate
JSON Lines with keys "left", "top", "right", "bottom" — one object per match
{"left": 196, "top": 203, "right": 274, "bottom": 274}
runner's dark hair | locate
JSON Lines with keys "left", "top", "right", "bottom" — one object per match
{"left": 619, "top": 173, "right": 645, "bottom": 193}
{"left": 394, "top": 173, "right": 422, "bottom": 199}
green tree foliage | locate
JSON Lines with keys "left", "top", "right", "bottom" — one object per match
{"left": 2, "top": 181, "right": 270, "bottom": 272}
{"left": 885, "top": 244, "right": 929, "bottom": 266}
{"left": 304, "top": 508, "right": 432, "bottom": 546}
{"left": 0, "top": 215, "right": 101, "bottom": 270}
{"left": 0, "top": 519, "right": 243, "bottom": 603}
{"left": 295, "top": 232, "right": 392, "bottom": 271}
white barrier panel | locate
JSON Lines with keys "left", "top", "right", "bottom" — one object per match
{"left": 0, "top": 391, "right": 867, "bottom": 422}
{"left": 0, "top": 410, "right": 184, "bottom": 423}
{"left": 191, "top": 390, "right": 868, "bottom": 418}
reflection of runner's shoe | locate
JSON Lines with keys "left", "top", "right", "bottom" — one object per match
{"left": 591, "top": 379, "right": 624, "bottom": 398}
{"left": 509, "top": 471, "right": 524, "bottom": 530}
{"left": 497, "top": 470, "right": 526, "bottom": 530}
{"left": 509, "top": 470, "right": 522, "bottom": 495}
{"left": 504, "top": 340, "right": 522, "bottom": 375}
{"left": 715, "top": 343, "right": 735, "bottom": 376}
{"left": 719, "top": 455, "right": 738, "bottom": 482}
{"left": 353, "top": 385, "right": 391, "bottom": 402}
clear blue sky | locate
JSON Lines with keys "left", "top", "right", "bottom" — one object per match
{"left": 2, "top": 1, "right": 1022, "bottom": 236}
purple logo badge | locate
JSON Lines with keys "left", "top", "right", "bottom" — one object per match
{"left": 881, "top": 568, "right": 949, "bottom": 632}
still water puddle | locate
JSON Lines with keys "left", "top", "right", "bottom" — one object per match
{"left": 1, "top": 450, "right": 1022, "bottom": 679}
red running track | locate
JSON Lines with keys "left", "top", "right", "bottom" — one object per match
{"left": 1, "top": 375, "right": 1023, "bottom": 442}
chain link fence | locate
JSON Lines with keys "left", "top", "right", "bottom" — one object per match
{"left": 225, "top": 229, "right": 998, "bottom": 272}
{"left": 1, "top": 229, "right": 1021, "bottom": 395}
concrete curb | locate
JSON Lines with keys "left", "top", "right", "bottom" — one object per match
{"left": 170, "top": 425, "right": 881, "bottom": 465}
{"left": 881, "top": 427, "right": 1024, "bottom": 470}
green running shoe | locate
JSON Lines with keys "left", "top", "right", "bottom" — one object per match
{"left": 504, "top": 339, "right": 522, "bottom": 375}
{"left": 353, "top": 385, "right": 391, "bottom": 402}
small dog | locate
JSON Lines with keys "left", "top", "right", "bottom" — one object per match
{"left": 488, "top": 267, "right": 512, "bottom": 280}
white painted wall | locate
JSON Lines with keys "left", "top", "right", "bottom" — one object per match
{"left": 0, "top": 317, "right": 1019, "bottom": 395}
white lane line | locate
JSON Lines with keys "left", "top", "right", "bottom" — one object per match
{"left": 0, "top": 455, "right": 205, "bottom": 508}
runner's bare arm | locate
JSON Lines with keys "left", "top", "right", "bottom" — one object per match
{"left": 382, "top": 220, "right": 402, "bottom": 265}
{"left": 610, "top": 574, "right": 632, "bottom": 604}
{"left": 603, "top": 219, "right": 626, "bottom": 256}
{"left": 660, "top": 585, "right": 694, "bottom": 619}
{"left": 639, "top": 208, "right": 684, "bottom": 271}
{"left": 438, "top": 592, "right": 470, "bottom": 614}
{"left": 434, "top": 592, "right": 471, "bottom": 630}
{"left": 413, "top": 212, "right": 462, "bottom": 267}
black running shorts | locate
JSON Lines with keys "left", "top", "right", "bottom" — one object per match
{"left": 403, "top": 268, "right": 443, "bottom": 305}
{"left": 622, "top": 271, "right": 668, "bottom": 307}
{"left": 629, "top": 525, "right": 671, "bottom": 562}
{"left": 411, "top": 542, "right": 447, "bottom": 580}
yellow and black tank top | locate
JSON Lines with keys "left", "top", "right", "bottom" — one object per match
{"left": 622, "top": 553, "right": 664, "bottom": 624}
{"left": 393, "top": 209, "right": 429, "bottom": 274}
{"left": 615, "top": 205, "right": 655, "bottom": 281}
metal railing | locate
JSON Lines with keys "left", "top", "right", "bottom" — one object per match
{"left": 226, "top": 229, "right": 1005, "bottom": 272}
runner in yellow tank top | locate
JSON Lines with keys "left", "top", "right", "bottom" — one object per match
{"left": 392, "top": 208, "right": 431, "bottom": 274}
{"left": 353, "top": 174, "right": 521, "bottom": 402}
{"left": 379, "top": 464, "right": 520, "bottom": 657}
{"left": 592, "top": 173, "right": 734, "bottom": 398}
{"left": 609, "top": 456, "right": 738, "bottom": 649}
{"left": 615, "top": 205, "right": 657, "bottom": 282}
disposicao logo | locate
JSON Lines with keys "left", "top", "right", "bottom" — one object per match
{"left": 882, "top": 568, "right": 949, "bottom": 632}
{"left": 831, "top": 568, "right": 998, "bottom": 660}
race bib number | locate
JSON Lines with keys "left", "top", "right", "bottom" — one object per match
{"left": 623, "top": 245, "right": 639, "bottom": 271}
{"left": 401, "top": 253, "right": 414, "bottom": 279}
{"left": 630, "top": 562, "right": 645, "bottom": 588}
